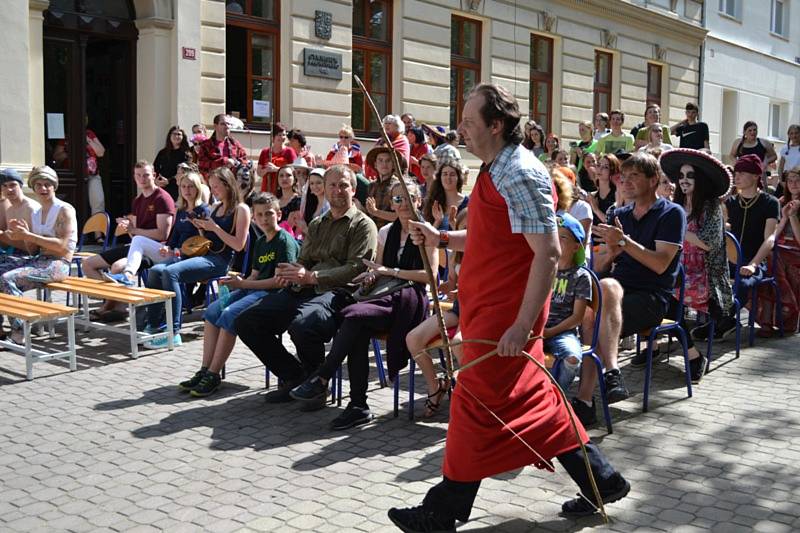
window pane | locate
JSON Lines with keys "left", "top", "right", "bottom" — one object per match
{"left": 226, "top": 27, "right": 247, "bottom": 121}
{"left": 43, "top": 40, "right": 73, "bottom": 170}
{"left": 531, "top": 37, "right": 551, "bottom": 73}
{"left": 251, "top": 79, "right": 273, "bottom": 123}
{"left": 368, "top": 0, "right": 388, "bottom": 41}
{"left": 370, "top": 94, "right": 387, "bottom": 132}
{"left": 352, "top": 92, "right": 365, "bottom": 131}
{"left": 370, "top": 53, "right": 388, "bottom": 93}
{"left": 534, "top": 81, "right": 549, "bottom": 116}
{"left": 450, "top": 68, "right": 459, "bottom": 129}
{"left": 451, "top": 19, "right": 460, "bottom": 53}
{"left": 252, "top": 34, "right": 274, "bottom": 77}
{"left": 774, "top": 1, "right": 784, "bottom": 33}
{"left": 353, "top": 0, "right": 366, "bottom": 37}
{"left": 648, "top": 65, "right": 661, "bottom": 96}
{"left": 462, "top": 69, "right": 478, "bottom": 101}
{"left": 225, "top": 0, "right": 245, "bottom": 14}
{"left": 596, "top": 54, "right": 610, "bottom": 85}
{"left": 461, "top": 20, "right": 479, "bottom": 59}
{"left": 252, "top": 0, "right": 275, "bottom": 20}
{"left": 771, "top": 104, "right": 781, "bottom": 138}
{"left": 596, "top": 93, "right": 609, "bottom": 115}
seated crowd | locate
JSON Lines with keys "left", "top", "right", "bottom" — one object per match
{"left": 1, "top": 102, "right": 799, "bottom": 433}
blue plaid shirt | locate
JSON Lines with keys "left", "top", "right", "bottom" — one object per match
{"left": 487, "top": 143, "right": 556, "bottom": 234}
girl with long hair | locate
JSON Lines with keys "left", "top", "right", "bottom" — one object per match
{"left": 423, "top": 158, "right": 468, "bottom": 230}
{"left": 154, "top": 125, "right": 193, "bottom": 199}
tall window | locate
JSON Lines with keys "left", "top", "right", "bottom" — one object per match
{"left": 593, "top": 51, "right": 612, "bottom": 118}
{"left": 530, "top": 35, "right": 554, "bottom": 132}
{"left": 771, "top": 0, "right": 786, "bottom": 35}
{"left": 225, "top": 0, "right": 280, "bottom": 127}
{"left": 718, "top": 0, "right": 738, "bottom": 18}
{"left": 646, "top": 64, "right": 662, "bottom": 107}
{"left": 771, "top": 103, "right": 783, "bottom": 138}
{"left": 352, "top": 0, "right": 392, "bottom": 135}
{"left": 450, "top": 16, "right": 482, "bottom": 129}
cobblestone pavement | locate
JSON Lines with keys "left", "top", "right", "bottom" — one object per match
{"left": 1, "top": 306, "right": 798, "bottom": 533}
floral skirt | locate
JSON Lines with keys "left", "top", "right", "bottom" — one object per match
{"left": 755, "top": 241, "right": 800, "bottom": 333}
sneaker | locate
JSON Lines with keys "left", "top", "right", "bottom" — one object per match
{"left": 629, "top": 346, "right": 666, "bottom": 368}
{"left": 102, "top": 271, "right": 136, "bottom": 287}
{"left": 689, "top": 354, "right": 707, "bottom": 384}
{"left": 143, "top": 333, "right": 182, "bottom": 350}
{"left": 604, "top": 369, "right": 629, "bottom": 404}
{"left": 330, "top": 402, "right": 373, "bottom": 430}
{"left": 9, "top": 329, "right": 24, "bottom": 345}
{"left": 690, "top": 322, "right": 711, "bottom": 342}
{"left": 289, "top": 376, "right": 328, "bottom": 402}
{"left": 263, "top": 377, "right": 304, "bottom": 404}
{"left": 190, "top": 372, "right": 221, "bottom": 397}
{"left": 178, "top": 369, "right": 207, "bottom": 392}
{"left": 143, "top": 324, "right": 166, "bottom": 335}
{"left": 570, "top": 397, "right": 597, "bottom": 427}
{"left": 561, "top": 473, "right": 631, "bottom": 517}
{"left": 387, "top": 506, "right": 456, "bottom": 533}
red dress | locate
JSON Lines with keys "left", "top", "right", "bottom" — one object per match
{"left": 443, "top": 170, "right": 588, "bottom": 482}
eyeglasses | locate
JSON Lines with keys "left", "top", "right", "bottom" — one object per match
{"left": 391, "top": 194, "right": 417, "bottom": 204}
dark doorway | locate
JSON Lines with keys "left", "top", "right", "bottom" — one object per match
{"left": 42, "top": 1, "right": 137, "bottom": 224}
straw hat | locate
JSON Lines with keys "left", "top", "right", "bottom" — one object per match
{"left": 660, "top": 148, "right": 732, "bottom": 198}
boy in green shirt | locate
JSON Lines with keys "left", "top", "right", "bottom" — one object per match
{"left": 596, "top": 109, "right": 635, "bottom": 155}
{"left": 180, "top": 192, "right": 300, "bottom": 397}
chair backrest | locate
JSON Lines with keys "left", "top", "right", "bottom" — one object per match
{"left": 76, "top": 212, "right": 110, "bottom": 252}
{"left": 111, "top": 222, "right": 129, "bottom": 248}
{"left": 580, "top": 266, "right": 602, "bottom": 352}
{"left": 725, "top": 231, "right": 742, "bottom": 292}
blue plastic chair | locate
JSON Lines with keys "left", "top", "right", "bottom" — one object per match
{"left": 704, "top": 231, "right": 743, "bottom": 369}
{"left": 748, "top": 245, "right": 784, "bottom": 346}
{"left": 637, "top": 265, "right": 692, "bottom": 413}
{"left": 551, "top": 267, "right": 613, "bottom": 434}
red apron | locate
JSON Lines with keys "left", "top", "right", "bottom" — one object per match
{"left": 442, "top": 169, "right": 588, "bottom": 482}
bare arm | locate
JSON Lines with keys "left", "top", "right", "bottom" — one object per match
{"left": 764, "top": 142, "right": 778, "bottom": 167}
{"left": 10, "top": 207, "right": 77, "bottom": 259}
{"left": 130, "top": 213, "right": 173, "bottom": 242}
{"left": 747, "top": 218, "right": 778, "bottom": 268}
{"left": 408, "top": 220, "right": 467, "bottom": 251}
{"left": 594, "top": 221, "right": 681, "bottom": 275}
{"left": 544, "top": 298, "right": 589, "bottom": 338}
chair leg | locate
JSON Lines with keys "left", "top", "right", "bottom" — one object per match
{"left": 773, "top": 281, "right": 784, "bottom": 337}
{"left": 393, "top": 371, "right": 400, "bottom": 418}
{"left": 749, "top": 286, "right": 758, "bottom": 347}
{"left": 735, "top": 302, "right": 742, "bottom": 359}
{"left": 589, "top": 353, "right": 613, "bottom": 435}
{"left": 265, "top": 368, "right": 270, "bottom": 390}
{"left": 642, "top": 330, "right": 658, "bottom": 413}
{"left": 408, "top": 359, "right": 415, "bottom": 421}
{"left": 705, "top": 319, "right": 715, "bottom": 373}
{"left": 337, "top": 365, "right": 343, "bottom": 407}
{"left": 372, "top": 338, "right": 387, "bottom": 387}
{"left": 676, "top": 327, "right": 693, "bottom": 399}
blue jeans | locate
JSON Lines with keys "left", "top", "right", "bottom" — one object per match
{"left": 203, "top": 288, "right": 268, "bottom": 334}
{"left": 145, "top": 254, "right": 230, "bottom": 332}
{"left": 544, "top": 330, "right": 583, "bottom": 392}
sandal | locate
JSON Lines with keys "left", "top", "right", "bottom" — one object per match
{"left": 423, "top": 377, "right": 449, "bottom": 418}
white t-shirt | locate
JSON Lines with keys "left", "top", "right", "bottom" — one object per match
{"left": 780, "top": 144, "right": 800, "bottom": 173}
{"left": 569, "top": 199, "right": 592, "bottom": 223}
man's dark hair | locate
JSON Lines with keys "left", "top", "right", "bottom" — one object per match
{"left": 468, "top": 83, "right": 524, "bottom": 145}
{"left": 288, "top": 128, "right": 307, "bottom": 147}
{"left": 620, "top": 152, "right": 659, "bottom": 179}
{"left": 685, "top": 102, "right": 699, "bottom": 112}
{"left": 272, "top": 122, "right": 288, "bottom": 136}
{"left": 213, "top": 113, "right": 228, "bottom": 125}
{"left": 609, "top": 109, "right": 625, "bottom": 123}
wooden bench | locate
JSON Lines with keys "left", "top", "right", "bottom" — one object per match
{"left": 45, "top": 276, "right": 175, "bottom": 359}
{"left": 0, "top": 293, "right": 78, "bottom": 380}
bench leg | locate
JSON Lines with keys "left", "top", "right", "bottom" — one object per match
{"left": 129, "top": 303, "right": 138, "bottom": 359}
{"left": 82, "top": 294, "right": 90, "bottom": 332}
{"left": 67, "top": 315, "right": 77, "bottom": 372}
{"left": 165, "top": 299, "right": 174, "bottom": 351}
{"left": 25, "top": 321, "right": 33, "bottom": 380}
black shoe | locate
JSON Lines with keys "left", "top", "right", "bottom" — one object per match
{"left": 263, "top": 377, "right": 304, "bottom": 404}
{"left": 387, "top": 506, "right": 456, "bottom": 533}
{"left": 604, "top": 369, "right": 629, "bottom": 404}
{"left": 690, "top": 322, "right": 711, "bottom": 342}
{"left": 714, "top": 317, "right": 738, "bottom": 340}
{"left": 689, "top": 354, "right": 707, "bottom": 384}
{"left": 330, "top": 402, "right": 373, "bottom": 430}
{"left": 289, "top": 376, "right": 328, "bottom": 402}
{"left": 570, "top": 397, "right": 597, "bottom": 427}
{"left": 629, "top": 344, "right": 667, "bottom": 368}
{"left": 178, "top": 369, "right": 207, "bottom": 392}
{"left": 190, "top": 371, "right": 221, "bottom": 397}
{"left": 561, "top": 473, "right": 631, "bottom": 517}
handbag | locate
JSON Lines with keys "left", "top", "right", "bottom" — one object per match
{"left": 352, "top": 275, "right": 413, "bottom": 302}
{"left": 180, "top": 234, "right": 212, "bottom": 258}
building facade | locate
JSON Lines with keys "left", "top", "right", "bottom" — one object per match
{"left": 702, "top": 0, "right": 800, "bottom": 161}
{"left": 2, "top": 0, "right": 709, "bottom": 220}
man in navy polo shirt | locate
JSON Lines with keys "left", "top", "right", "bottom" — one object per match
{"left": 570, "top": 152, "right": 686, "bottom": 425}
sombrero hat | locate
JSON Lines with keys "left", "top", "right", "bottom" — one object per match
{"left": 365, "top": 145, "right": 408, "bottom": 174}
{"left": 659, "top": 148, "right": 732, "bottom": 198}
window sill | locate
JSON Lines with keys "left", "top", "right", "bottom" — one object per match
{"left": 717, "top": 12, "right": 742, "bottom": 23}
{"left": 769, "top": 31, "right": 789, "bottom": 42}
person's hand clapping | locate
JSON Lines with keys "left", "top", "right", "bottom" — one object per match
{"left": 408, "top": 220, "right": 440, "bottom": 247}
{"left": 365, "top": 197, "right": 378, "bottom": 215}
{"left": 276, "top": 262, "right": 315, "bottom": 285}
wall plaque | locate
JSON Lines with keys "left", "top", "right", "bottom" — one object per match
{"left": 303, "top": 48, "right": 342, "bottom": 80}
{"left": 315, "top": 10, "right": 332, "bottom": 40}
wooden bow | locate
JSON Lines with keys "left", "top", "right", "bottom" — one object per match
{"left": 353, "top": 74, "right": 457, "bottom": 383}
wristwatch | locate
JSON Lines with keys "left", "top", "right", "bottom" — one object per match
{"left": 438, "top": 230, "right": 450, "bottom": 249}
{"left": 617, "top": 235, "right": 627, "bottom": 247}
{"left": 393, "top": 267, "right": 400, "bottom": 277}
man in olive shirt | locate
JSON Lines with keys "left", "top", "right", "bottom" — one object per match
{"left": 235, "top": 165, "right": 378, "bottom": 403}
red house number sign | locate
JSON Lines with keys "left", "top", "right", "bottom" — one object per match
{"left": 182, "top": 47, "right": 197, "bottom": 60}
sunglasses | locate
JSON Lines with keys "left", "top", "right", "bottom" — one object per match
{"left": 679, "top": 172, "right": 695, "bottom": 179}
{"left": 339, "top": 135, "right": 351, "bottom": 139}
{"left": 391, "top": 194, "right": 417, "bottom": 204}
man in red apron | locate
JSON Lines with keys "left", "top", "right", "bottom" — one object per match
{"left": 389, "top": 84, "right": 629, "bottom": 532}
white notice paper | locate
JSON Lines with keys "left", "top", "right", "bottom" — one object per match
{"left": 253, "top": 100, "right": 270, "bottom": 118}
{"left": 47, "top": 113, "right": 65, "bottom": 139}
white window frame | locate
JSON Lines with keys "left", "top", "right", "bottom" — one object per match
{"left": 770, "top": 103, "right": 784, "bottom": 139}
{"left": 718, "top": 0, "right": 739, "bottom": 19}
{"left": 771, "top": 0, "right": 787, "bottom": 36}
